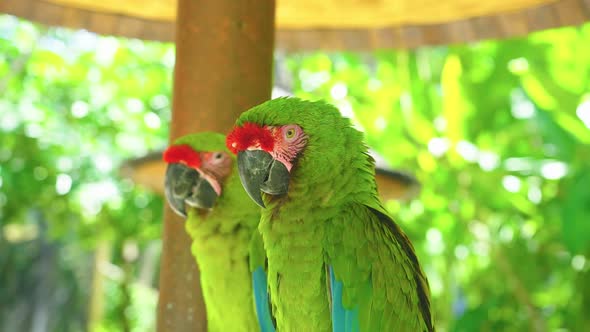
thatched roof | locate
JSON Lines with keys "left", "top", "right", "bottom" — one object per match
{"left": 1, "top": 0, "right": 589, "bottom": 49}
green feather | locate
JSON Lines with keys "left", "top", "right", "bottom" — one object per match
{"left": 172, "top": 132, "right": 262, "bottom": 332}
{"left": 235, "top": 98, "right": 434, "bottom": 332}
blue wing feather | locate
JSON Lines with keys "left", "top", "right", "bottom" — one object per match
{"left": 330, "top": 266, "right": 360, "bottom": 332}
{"left": 252, "top": 267, "right": 276, "bottom": 332}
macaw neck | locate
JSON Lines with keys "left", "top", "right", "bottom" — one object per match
{"left": 184, "top": 171, "right": 260, "bottom": 266}
{"left": 269, "top": 142, "right": 378, "bottom": 214}
{"left": 258, "top": 198, "right": 332, "bottom": 332}
{"left": 189, "top": 172, "right": 259, "bottom": 235}
{"left": 185, "top": 211, "right": 259, "bottom": 332}
{"left": 183, "top": 172, "right": 261, "bottom": 331}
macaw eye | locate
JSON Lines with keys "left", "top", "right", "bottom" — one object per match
{"left": 208, "top": 152, "right": 226, "bottom": 165}
{"left": 285, "top": 128, "right": 295, "bottom": 139}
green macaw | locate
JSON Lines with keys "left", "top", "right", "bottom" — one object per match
{"left": 226, "top": 98, "right": 434, "bottom": 332}
{"left": 163, "top": 132, "right": 274, "bottom": 332}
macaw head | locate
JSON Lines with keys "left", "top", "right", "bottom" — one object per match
{"left": 226, "top": 97, "right": 363, "bottom": 208}
{"left": 163, "top": 132, "right": 233, "bottom": 217}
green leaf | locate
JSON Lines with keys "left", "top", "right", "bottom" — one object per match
{"left": 441, "top": 53, "right": 470, "bottom": 143}
{"left": 561, "top": 172, "right": 590, "bottom": 254}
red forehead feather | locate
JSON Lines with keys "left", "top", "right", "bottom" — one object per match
{"left": 226, "top": 122, "right": 275, "bottom": 154}
{"left": 162, "top": 144, "right": 201, "bottom": 168}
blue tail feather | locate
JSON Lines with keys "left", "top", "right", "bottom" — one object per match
{"left": 252, "top": 267, "right": 275, "bottom": 332}
{"left": 329, "top": 266, "right": 360, "bottom": 332}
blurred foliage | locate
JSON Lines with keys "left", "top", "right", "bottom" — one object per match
{"left": 0, "top": 15, "right": 169, "bottom": 331}
{"left": 1, "top": 13, "right": 590, "bottom": 332}
{"left": 284, "top": 25, "right": 590, "bottom": 331}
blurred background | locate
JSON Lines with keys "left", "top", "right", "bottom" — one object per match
{"left": 1, "top": 3, "right": 590, "bottom": 331}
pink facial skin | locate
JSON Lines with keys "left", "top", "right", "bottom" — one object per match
{"left": 196, "top": 151, "right": 232, "bottom": 195}
{"left": 226, "top": 123, "right": 308, "bottom": 172}
{"left": 163, "top": 144, "right": 232, "bottom": 196}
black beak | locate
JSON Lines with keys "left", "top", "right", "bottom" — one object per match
{"left": 164, "top": 163, "right": 218, "bottom": 218}
{"left": 237, "top": 150, "right": 290, "bottom": 208}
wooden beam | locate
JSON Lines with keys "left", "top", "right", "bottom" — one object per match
{"left": 3, "top": 0, "right": 590, "bottom": 50}
{"left": 156, "top": 0, "right": 275, "bottom": 331}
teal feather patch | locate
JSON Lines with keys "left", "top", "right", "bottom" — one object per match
{"left": 330, "top": 266, "right": 360, "bottom": 332}
{"left": 252, "top": 267, "right": 275, "bottom": 332}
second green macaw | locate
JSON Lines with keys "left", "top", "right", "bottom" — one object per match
{"left": 163, "top": 132, "right": 274, "bottom": 332}
{"left": 227, "top": 98, "right": 434, "bottom": 332}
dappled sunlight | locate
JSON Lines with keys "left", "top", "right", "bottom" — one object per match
{"left": 0, "top": 15, "right": 170, "bottom": 331}
{"left": 1, "top": 12, "right": 590, "bottom": 332}
{"left": 285, "top": 24, "right": 590, "bottom": 331}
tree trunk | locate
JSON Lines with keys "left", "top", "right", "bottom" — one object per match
{"left": 156, "top": 1, "right": 275, "bottom": 331}
{"left": 87, "top": 241, "right": 111, "bottom": 332}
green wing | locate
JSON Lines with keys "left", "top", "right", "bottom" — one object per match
{"left": 326, "top": 201, "right": 433, "bottom": 332}
{"left": 249, "top": 230, "right": 276, "bottom": 332}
